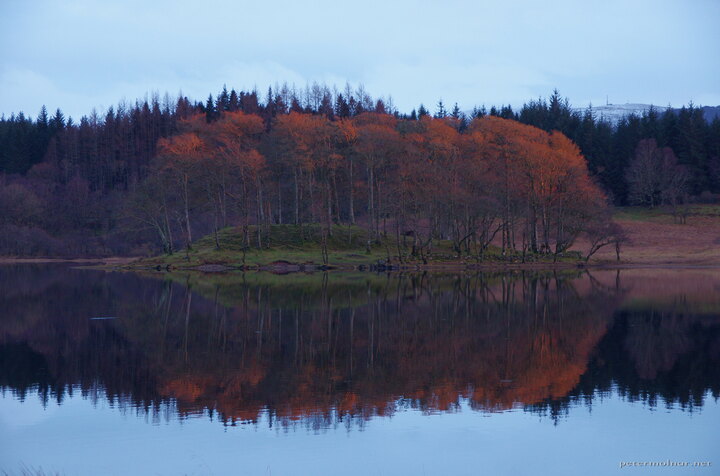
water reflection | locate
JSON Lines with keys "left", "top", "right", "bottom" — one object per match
{"left": 1, "top": 266, "right": 719, "bottom": 429}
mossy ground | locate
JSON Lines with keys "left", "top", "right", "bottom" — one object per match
{"left": 133, "top": 223, "right": 580, "bottom": 270}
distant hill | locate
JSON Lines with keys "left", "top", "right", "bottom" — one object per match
{"left": 571, "top": 103, "right": 720, "bottom": 124}
{"left": 700, "top": 106, "right": 720, "bottom": 122}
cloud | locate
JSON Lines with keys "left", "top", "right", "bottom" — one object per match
{"left": 0, "top": 61, "right": 350, "bottom": 119}
{"left": 0, "top": 68, "right": 66, "bottom": 118}
{"left": 362, "top": 60, "right": 551, "bottom": 112}
{"left": 1, "top": 0, "right": 718, "bottom": 118}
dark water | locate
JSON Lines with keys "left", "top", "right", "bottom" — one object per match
{"left": 0, "top": 265, "right": 718, "bottom": 475}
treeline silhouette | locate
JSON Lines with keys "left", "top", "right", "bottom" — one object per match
{"left": 530, "top": 308, "right": 720, "bottom": 422}
{"left": 0, "top": 85, "right": 718, "bottom": 256}
{"left": 1, "top": 266, "right": 718, "bottom": 427}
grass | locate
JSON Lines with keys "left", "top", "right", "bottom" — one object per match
{"left": 132, "top": 223, "right": 581, "bottom": 271}
{"left": 614, "top": 204, "right": 720, "bottom": 222}
{"left": 129, "top": 203, "right": 720, "bottom": 270}
{"left": 582, "top": 204, "right": 720, "bottom": 265}
{"left": 140, "top": 224, "right": 386, "bottom": 268}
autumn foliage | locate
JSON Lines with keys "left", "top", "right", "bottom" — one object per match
{"left": 133, "top": 109, "right": 610, "bottom": 260}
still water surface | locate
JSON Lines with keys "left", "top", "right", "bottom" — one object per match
{"left": 0, "top": 265, "right": 718, "bottom": 475}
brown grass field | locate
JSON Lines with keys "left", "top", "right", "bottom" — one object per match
{"left": 576, "top": 205, "right": 720, "bottom": 266}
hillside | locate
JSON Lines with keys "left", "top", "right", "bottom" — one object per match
{"left": 572, "top": 103, "right": 720, "bottom": 124}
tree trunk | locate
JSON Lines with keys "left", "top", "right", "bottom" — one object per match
{"left": 368, "top": 165, "right": 375, "bottom": 240}
{"left": 183, "top": 173, "right": 192, "bottom": 250}
{"left": 294, "top": 168, "right": 299, "bottom": 225}
{"left": 277, "top": 182, "right": 283, "bottom": 224}
{"left": 326, "top": 177, "right": 332, "bottom": 234}
{"left": 349, "top": 158, "right": 355, "bottom": 224}
{"left": 332, "top": 171, "right": 341, "bottom": 224}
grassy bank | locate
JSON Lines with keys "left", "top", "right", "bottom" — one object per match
{"left": 128, "top": 205, "right": 720, "bottom": 271}
{"left": 132, "top": 223, "right": 581, "bottom": 271}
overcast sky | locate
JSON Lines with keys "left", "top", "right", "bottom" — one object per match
{"left": 1, "top": 0, "right": 719, "bottom": 120}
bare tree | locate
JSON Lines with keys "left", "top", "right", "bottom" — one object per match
{"left": 584, "top": 219, "right": 627, "bottom": 262}
{"left": 626, "top": 139, "right": 687, "bottom": 208}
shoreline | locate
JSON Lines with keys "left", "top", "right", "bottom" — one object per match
{"left": 5, "top": 205, "right": 720, "bottom": 273}
{"left": 3, "top": 256, "right": 720, "bottom": 272}
{"left": 0, "top": 257, "right": 139, "bottom": 265}
{"left": 108, "top": 259, "right": 720, "bottom": 272}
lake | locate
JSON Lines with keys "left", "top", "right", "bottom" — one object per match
{"left": 0, "top": 265, "right": 718, "bottom": 475}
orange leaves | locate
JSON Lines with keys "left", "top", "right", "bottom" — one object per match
{"left": 337, "top": 118, "right": 357, "bottom": 145}
{"left": 352, "top": 111, "right": 397, "bottom": 129}
{"left": 220, "top": 110, "right": 265, "bottom": 136}
{"left": 162, "top": 111, "right": 267, "bottom": 178}
{"left": 243, "top": 149, "right": 265, "bottom": 172}
{"left": 468, "top": 115, "right": 604, "bottom": 205}
{"left": 276, "top": 111, "right": 317, "bottom": 141}
{"left": 206, "top": 113, "right": 266, "bottom": 176}
{"left": 157, "top": 132, "right": 208, "bottom": 186}
{"left": 271, "top": 112, "right": 334, "bottom": 170}
{"left": 354, "top": 117, "right": 402, "bottom": 163}
{"left": 404, "top": 116, "right": 461, "bottom": 172}
{"left": 149, "top": 108, "right": 607, "bottom": 255}
{"left": 158, "top": 132, "right": 205, "bottom": 158}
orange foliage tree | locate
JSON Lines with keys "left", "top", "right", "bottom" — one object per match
{"left": 157, "top": 131, "right": 205, "bottom": 250}
{"left": 139, "top": 110, "right": 611, "bottom": 262}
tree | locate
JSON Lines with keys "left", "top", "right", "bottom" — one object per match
{"left": 206, "top": 111, "right": 265, "bottom": 247}
{"left": 626, "top": 139, "right": 687, "bottom": 208}
{"left": 583, "top": 215, "right": 626, "bottom": 262}
{"left": 0, "top": 182, "right": 43, "bottom": 227}
{"left": 435, "top": 100, "right": 446, "bottom": 119}
{"left": 205, "top": 95, "right": 218, "bottom": 123}
{"left": 335, "top": 94, "right": 351, "bottom": 118}
{"left": 157, "top": 132, "right": 206, "bottom": 250}
{"left": 353, "top": 113, "right": 401, "bottom": 240}
{"left": 126, "top": 171, "right": 176, "bottom": 254}
{"left": 468, "top": 116, "right": 607, "bottom": 257}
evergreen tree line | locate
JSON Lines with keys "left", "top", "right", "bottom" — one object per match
{"left": 0, "top": 84, "right": 718, "bottom": 256}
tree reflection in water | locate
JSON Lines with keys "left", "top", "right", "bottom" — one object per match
{"left": 1, "top": 265, "right": 718, "bottom": 429}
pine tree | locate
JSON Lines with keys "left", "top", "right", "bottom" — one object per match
{"left": 471, "top": 106, "right": 486, "bottom": 119}
{"left": 205, "top": 95, "right": 217, "bottom": 123}
{"left": 265, "top": 86, "right": 276, "bottom": 119}
{"left": 228, "top": 89, "right": 239, "bottom": 112}
{"left": 347, "top": 96, "right": 359, "bottom": 116}
{"left": 435, "top": 100, "right": 446, "bottom": 118}
{"left": 334, "top": 94, "right": 351, "bottom": 118}
{"left": 450, "top": 103, "right": 461, "bottom": 119}
{"left": 499, "top": 105, "right": 515, "bottom": 119}
{"left": 374, "top": 99, "right": 386, "bottom": 114}
{"left": 218, "top": 85, "right": 230, "bottom": 112}
{"left": 37, "top": 105, "right": 49, "bottom": 129}
{"left": 50, "top": 108, "right": 65, "bottom": 132}
{"left": 319, "top": 93, "right": 334, "bottom": 119}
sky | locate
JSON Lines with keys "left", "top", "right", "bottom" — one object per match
{"left": 1, "top": 0, "right": 719, "bottom": 120}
